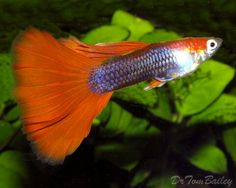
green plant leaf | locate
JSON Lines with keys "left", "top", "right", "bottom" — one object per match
{"left": 147, "top": 175, "right": 176, "bottom": 188}
{"left": 4, "top": 105, "right": 20, "bottom": 122}
{"left": 0, "top": 166, "right": 23, "bottom": 188}
{"left": 140, "top": 29, "right": 181, "bottom": 43}
{"left": 170, "top": 60, "right": 235, "bottom": 116}
{"left": 102, "top": 102, "right": 133, "bottom": 136}
{"left": 124, "top": 117, "right": 159, "bottom": 138}
{"left": 112, "top": 10, "right": 154, "bottom": 40}
{"left": 130, "top": 170, "right": 150, "bottom": 187}
{"left": 148, "top": 89, "right": 173, "bottom": 121}
{"left": 95, "top": 142, "right": 140, "bottom": 171}
{"left": 0, "top": 103, "right": 4, "bottom": 117}
{"left": 81, "top": 25, "right": 129, "bottom": 44}
{"left": 0, "top": 150, "right": 27, "bottom": 188}
{"left": 12, "top": 120, "right": 22, "bottom": 129}
{"left": 93, "top": 102, "right": 111, "bottom": 126}
{"left": 223, "top": 127, "right": 236, "bottom": 166}
{"left": 0, "top": 150, "right": 27, "bottom": 179}
{"left": 0, "top": 121, "right": 16, "bottom": 149}
{"left": 101, "top": 101, "right": 159, "bottom": 137}
{"left": 97, "top": 102, "right": 160, "bottom": 170}
{"left": 0, "top": 54, "right": 15, "bottom": 104}
{"left": 188, "top": 94, "right": 236, "bottom": 125}
{"left": 113, "top": 82, "right": 158, "bottom": 107}
{"left": 188, "top": 145, "right": 227, "bottom": 173}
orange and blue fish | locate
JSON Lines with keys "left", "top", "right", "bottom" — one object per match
{"left": 13, "top": 28, "right": 222, "bottom": 164}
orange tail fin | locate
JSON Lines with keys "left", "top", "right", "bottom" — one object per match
{"left": 14, "top": 28, "right": 147, "bottom": 164}
{"left": 14, "top": 28, "right": 114, "bottom": 164}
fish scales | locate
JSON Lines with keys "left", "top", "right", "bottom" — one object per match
{"left": 89, "top": 44, "right": 177, "bottom": 94}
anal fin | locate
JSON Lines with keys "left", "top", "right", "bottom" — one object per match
{"left": 144, "top": 80, "right": 166, "bottom": 91}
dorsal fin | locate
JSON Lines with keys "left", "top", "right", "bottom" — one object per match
{"left": 60, "top": 36, "right": 149, "bottom": 61}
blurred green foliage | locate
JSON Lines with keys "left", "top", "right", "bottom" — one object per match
{"left": 0, "top": 2, "right": 236, "bottom": 188}
{"left": 81, "top": 25, "right": 129, "bottom": 44}
{"left": 0, "top": 54, "right": 15, "bottom": 104}
{"left": 112, "top": 10, "right": 154, "bottom": 41}
{"left": 224, "top": 127, "right": 236, "bottom": 166}
{"left": 189, "top": 144, "right": 227, "bottom": 174}
{"left": 170, "top": 60, "right": 235, "bottom": 116}
{"left": 0, "top": 151, "right": 28, "bottom": 188}
{"left": 189, "top": 94, "right": 236, "bottom": 125}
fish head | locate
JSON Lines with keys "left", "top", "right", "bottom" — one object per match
{"left": 189, "top": 37, "right": 223, "bottom": 63}
{"left": 164, "top": 37, "right": 223, "bottom": 79}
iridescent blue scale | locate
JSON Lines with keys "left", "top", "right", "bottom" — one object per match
{"left": 89, "top": 44, "right": 194, "bottom": 94}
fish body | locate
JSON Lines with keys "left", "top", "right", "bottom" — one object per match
{"left": 13, "top": 28, "right": 222, "bottom": 164}
{"left": 89, "top": 37, "right": 222, "bottom": 93}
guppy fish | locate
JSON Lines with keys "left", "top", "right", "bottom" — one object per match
{"left": 14, "top": 28, "right": 222, "bottom": 164}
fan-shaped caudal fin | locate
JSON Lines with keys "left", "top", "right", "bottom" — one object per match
{"left": 60, "top": 36, "right": 149, "bottom": 61}
{"left": 13, "top": 28, "right": 112, "bottom": 164}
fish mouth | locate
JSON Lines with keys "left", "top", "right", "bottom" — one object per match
{"left": 215, "top": 37, "right": 223, "bottom": 48}
{"left": 205, "top": 37, "right": 223, "bottom": 58}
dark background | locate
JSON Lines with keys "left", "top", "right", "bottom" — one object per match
{"left": 0, "top": 0, "right": 235, "bottom": 188}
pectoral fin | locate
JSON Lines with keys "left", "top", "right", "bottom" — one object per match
{"left": 144, "top": 80, "right": 166, "bottom": 91}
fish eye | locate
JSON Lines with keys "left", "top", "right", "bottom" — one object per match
{"left": 207, "top": 39, "right": 217, "bottom": 50}
{"left": 210, "top": 42, "right": 216, "bottom": 47}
